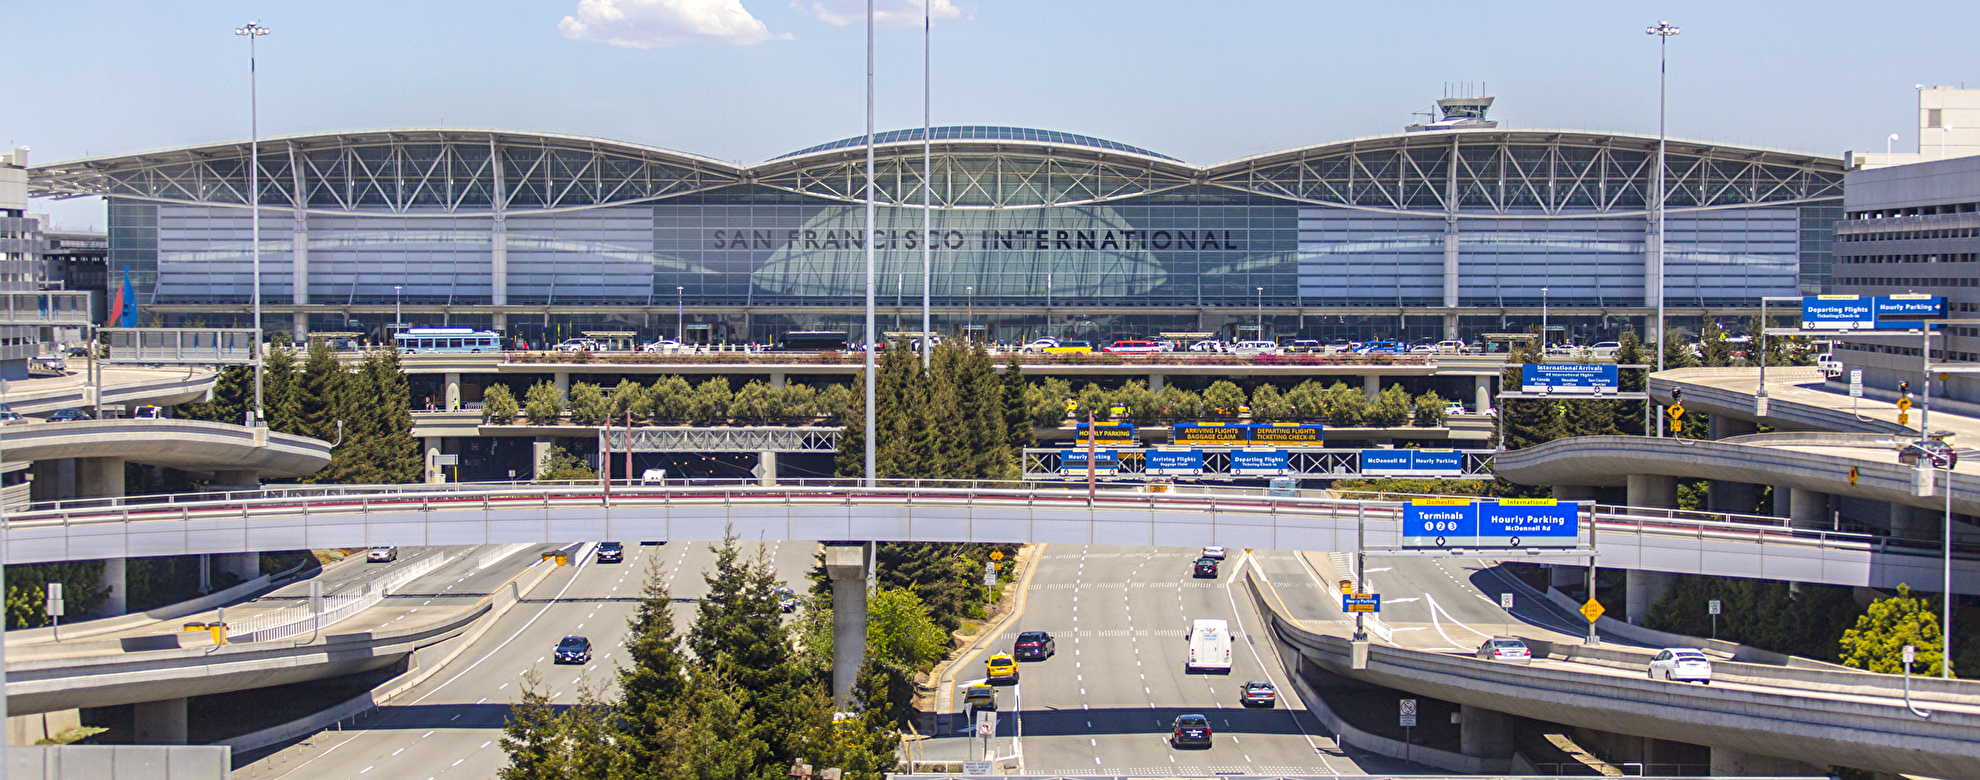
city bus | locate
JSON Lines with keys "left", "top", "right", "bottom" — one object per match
{"left": 395, "top": 328, "right": 500, "bottom": 354}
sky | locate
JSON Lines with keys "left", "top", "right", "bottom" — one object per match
{"left": 12, "top": 0, "right": 1977, "bottom": 230}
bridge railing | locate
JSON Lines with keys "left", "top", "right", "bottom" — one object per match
{"left": 224, "top": 551, "right": 452, "bottom": 643}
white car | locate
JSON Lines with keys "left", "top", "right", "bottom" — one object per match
{"left": 1476, "top": 637, "right": 1531, "bottom": 664}
{"left": 1189, "top": 340, "right": 1226, "bottom": 353}
{"left": 1022, "top": 338, "right": 1060, "bottom": 353}
{"left": 1201, "top": 546, "right": 1226, "bottom": 560}
{"left": 1647, "top": 648, "right": 1713, "bottom": 684}
{"left": 1230, "top": 340, "right": 1281, "bottom": 356}
{"left": 366, "top": 546, "right": 398, "bottom": 563}
{"left": 556, "top": 339, "right": 598, "bottom": 353}
{"left": 1589, "top": 341, "right": 1622, "bottom": 360}
{"left": 641, "top": 339, "right": 682, "bottom": 353}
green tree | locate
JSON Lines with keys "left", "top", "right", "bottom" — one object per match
{"left": 865, "top": 586, "right": 950, "bottom": 669}
{"left": 263, "top": 347, "right": 304, "bottom": 434}
{"left": 1366, "top": 384, "right": 1412, "bottom": 428}
{"left": 1112, "top": 380, "right": 1155, "bottom": 424}
{"left": 498, "top": 671, "right": 568, "bottom": 780}
{"left": 1646, "top": 574, "right": 1863, "bottom": 662}
{"left": 1663, "top": 328, "right": 1702, "bottom": 370}
{"left": 1202, "top": 380, "right": 1245, "bottom": 417}
{"left": 567, "top": 381, "right": 609, "bottom": 426}
{"left": 1699, "top": 322, "right": 1737, "bottom": 367}
{"left": 776, "top": 383, "right": 817, "bottom": 422}
{"left": 1612, "top": 329, "right": 1648, "bottom": 435}
{"left": 727, "top": 381, "right": 774, "bottom": 424}
{"left": 814, "top": 382, "right": 854, "bottom": 423}
{"left": 1000, "top": 354, "right": 1034, "bottom": 453}
{"left": 834, "top": 376, "right": 867, "bottom": 479}
{"left": 686, "top": 377, "right": 732, "bottom": 425}
{"left": 615, "top": 556, "right": 690, "bottom": 774}
{"left": 1412, "top": 390, "right": 1447, "bottom": 427}
{"left": 1499, "top": 333, "right": 1559, "bottom": 451}
{"left": 609, "top": 379, "right": 645, "bottom": 421}
{"left": 1322, "top": 381, "right": 1367, "bottom": 427}
{"left": 1075, "top": 383, "right": 1114, "bottom": 422}
{"left": 1249, "top": 383, "right": 1288, "bottom": 422}
{"left": 1152, "top": 386, "right": 1202, "bottom": 422}
{"left": 687, "top": 536, "right": 793, "bottom": 687}
{"left": 1840, "top": 584, "right": 1949, "bottom": 676}
{"left": 644, "top": 375, "right": 692, "bottom": 422}
{"left": 1286, "top": 380, "right": 1328, "bottom": 422}
{"left": 524, "top": 381, "right": 564, "bottom": 425}
{"left": 1028, "top": 377, "right": 1073, "bottom": 427}
{"left": 537, "top": 446, "right": 595, "bottom": 482}
{"left": 482, "top": 384, "right": 519, "bottom": 424}
{"left": 5, "top": 561, "right": 108, "bottom": 628}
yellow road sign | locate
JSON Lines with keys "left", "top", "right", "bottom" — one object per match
{"left": 990, "top": 551, "right": 1003, "bottom": 562}
{"left": 1580, "top": 598, "right": 1606, "bottom": 623}
{"left": 1668, "top": 404, "right": 1685, "bottom": 418}
{"left": 1848, "top": 466, "right": 1859, "bottom": 486}
{"left": 1898, "top": 397, "right": 1913, "bottom": 412}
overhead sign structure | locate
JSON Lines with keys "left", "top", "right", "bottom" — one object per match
{"left": 1343, "top": 593, "right": 1382, "bottom": 613}
{"left": 1074, "top": 422, "right": 1136, "bottom": 444}
{"left": 1521, "top": 364, "right": 1620, "bottom": 394}
{"left": 1402, "top": 499, "right": 1581, "bottom": 549}
{"left": 1172, "top": 423, "right": 1248, "bottom": 446}
{"left": 1802, "top": 294, "right": 1946, "bottom": 331}
{"left": 1360, "top": 449, "right": 1464, "bottom": 478}
{"left": 1144, "top": 448, "right": 1204, "bottom": 477}
{"left": 1250, "top": 423, "right": 1325, "bottom": 446}
{"left": 1230, "top": 448, "right": 1290, "bottom": 477}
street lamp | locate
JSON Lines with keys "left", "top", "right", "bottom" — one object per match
{"left": 1541, "top": 286, "right": 1549, "bottom": 351}
{"left": 237, "top": 20, "right": 270, "bottom": 425}
{"left": 1647, "top": 20, "right": 1679, "bottom": 439}
{"left": 920, "top": 0, "right": 933, "bottom": 369}
{"left": 676, "top": 286, "right": 684, "bottom": 343}
{"left": 862, "top": 0, "right": 877, "bottom": 489}
{"left": 1887, "top": 132, "right": 1900, "bottom": 161}
{"left": 1256, "top": 286, "right": 1265, "bottom": 340}
{"left": 965, "top": 285, "right": 974, "bottom": 343}
{"left": 393, "top": 286, "right": 402, "bottom": 340}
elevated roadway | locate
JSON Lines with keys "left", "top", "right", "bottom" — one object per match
{"left": 6, "top": 484, "right": 1970, "bottom": 594}
{"left": 2, "top": 419, "right": 331, "bottom": 481}
{"left": 1, "top": 367, "right": 216, "bottom": 416}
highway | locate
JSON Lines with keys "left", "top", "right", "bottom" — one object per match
{"left": 233, "top": 539, "right": 819, "bottom": 780}
{"left": 918, "top": 545, "right": 1425, "bottom": 775}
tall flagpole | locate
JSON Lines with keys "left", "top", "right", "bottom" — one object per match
{"left": 920, "top": 0, "right": 932, "bottom": 368}
{"left": 237, "top": 21, "right": 271, "bottom": 425}
{"left": 862, "top": 0, "right": 877, "bottom": 487}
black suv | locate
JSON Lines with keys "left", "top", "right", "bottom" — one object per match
{"left": 1193, "top": 557, "right": 1219, "bottom": 578}
{"left": 1013, "top": 631, "right": 1055, "bottom": 660}
{"left": 596, "top": 542, "right": 624, "bottom": 563}
{"left": 554, "top": 636, "right": 592, "bottom": 664}
{"left": 1171, "top": 714, "right": 1213, "bottom": 748}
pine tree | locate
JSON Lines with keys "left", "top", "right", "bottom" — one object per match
{"left": 616, "top": 558, "right": 691, "bottom": 774}
{"left": 263, "top": 348, "right": 304, "bottom": 434}
{"left": 498, "top": 671, "right": 567, "bottom": 780}
{"left": 357, "top": 350, "right": 420, "bottom": 482}
{"left": 687, "top": 537, "right": 793, "bottom": 688}
{"left": 295, "top": 342, "right": 352, "bottom": 482}
{"left": 1612, "top": 329, "right": 1648, "bottom": 435}
{"left": 957, "top": 344, "right": 1009, "bottom": 480}
{"left": 834, "top": 375, "right": 867, "bottom": 479}
{"left": 524, "top": 381, "right": 564, "bottom": 425}
{"left": 1000, "top": 354, "right": 1033, "bottom": 454}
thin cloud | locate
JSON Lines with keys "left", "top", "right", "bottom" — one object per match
{"left": 796, "top": 0, "right": 964, "bottom": 29}
{"left": 559, "top": 0, "right": 793, "bottom": 48}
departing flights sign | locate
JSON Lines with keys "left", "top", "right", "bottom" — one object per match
{"left": 1520, "top": 364, "right": 1619, "bottom": 394}
{"left": 1230, "top": 449, "right": 1290, "bottom": 476}
{"left": 1250, "top": 423, "right": 1325, "bottom": 446}
{"left": 1402, "top": 499, "right": 1581, "bottom": 549}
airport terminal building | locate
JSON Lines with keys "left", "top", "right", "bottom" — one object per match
{"left": 29, "top": 107, "right": 1846, "bottom": 347}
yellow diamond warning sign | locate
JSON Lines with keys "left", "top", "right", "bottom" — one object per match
{"left": 1580, "top": 598, "right": 1606, "bottom": 623}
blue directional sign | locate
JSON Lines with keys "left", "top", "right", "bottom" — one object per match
{"left": 1402, "top": 499, "right": 1479, "bottom": 548}
{"left": 1359, "top": 449, "right": 1416, "bottom": 476}
{"left": 1478, "top": 499, "right": 1581, "bottom": 548}
{"left": 1059, "top": 449, "right": 1118, "bottom": 476}
{"left": 1874, "top": 294, "right": 1947, "bottom": 329}
{"left": 1343, "top": 593, "right": 1382, "bottom": 613}
{"left": 1411, "top": 450, "right": 1464, "bottom": 477}
{"left": 1520, "top": 364, "right": 1619, "bottom": 394}
{"left": 1230, "top": 449, "right": 1289, "bottom": 476}
{"left": 1144, "top": 448, "right": 1203, "bottom": 477}
{"left": 1803, "top": 295, "right": 1945, "bottom": 331}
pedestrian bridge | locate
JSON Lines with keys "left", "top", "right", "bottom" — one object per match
{"left": 9, "top": 483, "right": 1974, "bottom": 593}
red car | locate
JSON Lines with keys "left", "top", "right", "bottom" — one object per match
{"left": 1101, "top": 340, "right": 1164, "bottom": 354}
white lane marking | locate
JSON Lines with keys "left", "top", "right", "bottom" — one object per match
{"left": 392, "top": 748, "right": 404, "bottom": 756}
{"left": 453, "top": 759, "right": 464, "bottom": 767}
{"left": 360, "top": 767, "right": 372, "bottom": 774}
{"left": 1387, "top": 597, "right": 1421, "bottom": 604}
{"left": 422, "top": 731, "right": 434, "bottom": 739}
{"left": 480, "top": 741, "right": 491, "bottom": 749}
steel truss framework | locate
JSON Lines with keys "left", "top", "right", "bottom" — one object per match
{"left": 1021, "top": 448, "right": 1496, "bottom": 481}
{"left": 33, "top": 128, "right": 1843, "bottom": 215}
{"left": 598, "top": 426, "right": 841, "bottom": 454}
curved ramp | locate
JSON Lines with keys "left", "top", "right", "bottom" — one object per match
{"left": 1, "top": 420, "right": 330, "bottom": 478}
{"left": 1493, "top": 434, "right": 1980, "bottom": 516}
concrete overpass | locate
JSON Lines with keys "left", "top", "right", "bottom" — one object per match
{"left": 2, "top": 368, "right": 217, "bottom": 416}
{"left": 6, "top": 420, "right": 332, "bottom": 490}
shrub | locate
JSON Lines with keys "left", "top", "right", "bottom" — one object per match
{"left": 481, "top": 384, "right": 519, "bottom": 424}
{"left": 567, "top": 382, "right": 608, "bottom": 426}
{"left": 523, "top": 381, "right": 564, "bottom": 425}
{"left": 1413, "top": 390, "right": 1447, "bottom": 427}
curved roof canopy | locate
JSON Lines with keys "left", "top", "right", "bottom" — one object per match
{"left": 31, "top": 127, "right": 1843, "bottom": 215}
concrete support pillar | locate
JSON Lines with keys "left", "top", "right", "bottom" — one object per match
{"left": 1363, "top": 374, "right": 1380, "bottom": 403}
{"left": 31, "top": 458, "right": 76, "bottom": 502}
{"left": 1458, "top": 704, "right": 1514, "bottom": 760}
{"left": 1550, "top": 564, "right": 1583, "bottom": 589}
{"left": 824, "top": 543, "right": 871, "bottom": 710}
{"left": 1148, "top": 373, "right": 1165, "bottom": 394}
{"left": 133, "top": 697, "right": 189, "bottom": 744}
{"left": 1444, "top": 313, "right": 1460, "bottom": 342}
{"left": 1772, "top": 485, "right": 1792, "bottom": 518}
{"left": 426, "top": 437, "right": 444, "bottom": 484}
{"left": 75, "top": 457, "right": 125, "bottom": 499}
{"left": 1626, "top": 473, "right": 1679, "bottom": 509}
{"left": 1708, "top": 414, "right": 1758, "bottom": 440}
{"left": 1789, "top": 488, "right": 1828, "bottom": 529}
{"left": 553, "top": 372, "right": 569, "bottom": 397}
{"left": 1474, "top": 374, "right": 1492, "bottom": 415}
{"left": 444, "top": 372, "right": 462, "bottom": 410}
{"left": 210, "top": 470, "right": 260, "bottom": 491}
{"left": 215, "top": 553, "right": 259, "bottom": 582}
{"left": 757, "top": 451, "right": 778, "bottom": 487}
{"left": 768, "top": 372, "right": 786, "bottom": 388}
{"left": 532, "top": 437, "right": 554, "bottom": 481}
{"left": 1707, "top": 480, "right": 1759, "bottom": 516}
{"left": 1553, "top": 485, "right": 1600, "bottom": 501}
{"left": 493, "top": 312, "right": 508, "bottom": 335}
{"left": 1890, "top": 502, "right": 1938, "bottom": 541}
{"left": 99, "top": 557, "right": 127, "bottom": 617}
{"left": 1709, "top": 747, "right": 1823, "bottom": 776}
{"left": 1626, "top": 569, "right": 1673, "bottom": 625}
{"left": 292, "top": 312, "right": 309, "bottom": 340}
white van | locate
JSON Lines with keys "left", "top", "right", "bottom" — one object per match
{"left": 1186, "top": 618, "right": 1232, "bottom": 673}
{"left": 1230, "top": 341, "right": 1281, "bottom": 356}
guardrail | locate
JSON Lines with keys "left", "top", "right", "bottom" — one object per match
{"left": 225, "top": 552, "right": 451, "bottom": 643}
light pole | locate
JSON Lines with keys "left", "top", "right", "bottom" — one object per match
{"left": 1887, "top": 132, "right": 1900, "bottom": 161}
{"left": 676, "top": 286, "right": 684, "bottom": 343}
{"left": 862, "top": 0, "right": 877, "bottom": 488}
{"left": 393, "top": 286, "right": 402, "bottom": 341}
{"left": 237, "top": 20, "right": 270, "bottom": 425}
{"left": 965, "top": 285, "right": 974, "bottom": 343}
{"left": 1256, "top": 286, "right": 1264, "bottom": 340}
{"left": 1542, "top": 286, "right": 1550, "bottom": 351}
{"left": 1647, "top": 20, "right": 1678, "bottom": 379}
{"left": 920, "top": 0, "right": 933, "bottom": 368}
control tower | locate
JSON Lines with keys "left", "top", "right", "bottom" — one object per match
{"left": 1406, "top": 94, "right": 1498, "bottom": 132}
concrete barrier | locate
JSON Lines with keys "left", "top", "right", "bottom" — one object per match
{"left": 8, "top": 745, "right": 229, "bottom": 779}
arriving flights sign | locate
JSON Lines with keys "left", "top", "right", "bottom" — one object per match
{"left": 1801, "top": 294, "right": 1945, "bottom": 331}
{"left": 1144, "top": 448, "right": 1203, "bottom": 476}
{"left": 1402, "top": 499, "right": 1581, "bottom": 549}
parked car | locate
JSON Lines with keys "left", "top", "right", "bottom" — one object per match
{"left": 1230, "top": 340, "right": 1281, "bottom": 356}
{"left": 1193, "top": 557, "right": 1219, "bottom": 578}
{"left": 1239, "top": 680, "right": 1278, "bottom": 707}
{"left": 555, "top": 338, "right": 598, "bottom": 353}
{"left": 45, "top": 408, "right": 92, "bottom": 422}
{"left": 1014, "top": 630, "right": 1056, "bottom": 660}
{"left": 1041, "top": 340, "right": 1093, "bottom": 354}
{"left": 1475, "top": 636, "right": 1532, "bottom": 664}
{"left": 1171, "top": 714, "right": 1213, "bottom": 748}
{"left": 1102, "top": 339, "right": 1164, "bottom": 354}
{"left": 640, "top": 339, "right": 683, "bottom": 353}
{"left": 1022, "top": 337, "right": 1061, "bottom": 353}
{"left": 1189, "top": 339, "right": 1226, "bottom": 353}
{"left": 366, "top": 546, "right": 398, "bottom": 563}
{"left": 1589, "top": 341, "right": 1623, "bottom": 360}
{"left": 1647, "top": 648, "right": 1713, "bottom": 683}
{"left": 595, "top": 541, "right": 624, "bottom": 563}
{"left": 1435, "top": 339, "right": 1468, "bottom": 354}
{"left": 554, "top": 635, "right": 593, "bottom": 664}
{"left": 1283, "top": 339, "right": 1325, "bottom": 354}
{"left": 132, "top": 405, "right": 164, "bottom": 419}
{"left": 1354, "top": 341, "right": 1404, "bottom": 355}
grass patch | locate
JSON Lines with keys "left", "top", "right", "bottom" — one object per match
{"left": 36, "top": 726, "right": 107, "bottom": 745}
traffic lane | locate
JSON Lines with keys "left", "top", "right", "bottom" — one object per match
{"left": 281, "top": 544, "right": 567, "bottom": 637}
{"left": 1249, "top": 549, "right": 1353, "bottom": 625}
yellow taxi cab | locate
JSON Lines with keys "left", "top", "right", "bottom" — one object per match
{"left": 964, "top": 684, "right": 997, "bottom": 711}
{"left": 986, "top": 652, "right": 1019, "bottom": 684}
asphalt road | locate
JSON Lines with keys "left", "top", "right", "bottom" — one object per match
{"left": 917, "top": 545, "right": 1430, "bottom": 775}
{"left": 235, "top": 539, "right": 819, "bottom": 780}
